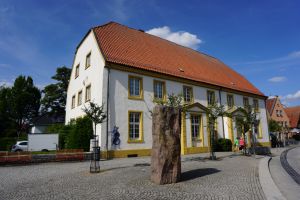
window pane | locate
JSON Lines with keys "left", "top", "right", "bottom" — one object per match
{"left": 129, "top": 77, "right": 140, "bottom": 97}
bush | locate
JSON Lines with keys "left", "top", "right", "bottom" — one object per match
{"left": 66, "top": 117, "right": 93, "bottom": 151}
{"left": 216, "top": 138, "right": 233, "bottom": 152}
{"left": 47, "top": 116, "right": 93, "bottom": 151}
{"left": 0, "top": 137, "right": 16, "bottom": 151}
{"left": 47, "top": 124, "right": 71, "bottom": 149}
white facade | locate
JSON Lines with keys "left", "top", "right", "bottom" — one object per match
{"left": 66, "top": 31, "right": 270, "bottom": 157}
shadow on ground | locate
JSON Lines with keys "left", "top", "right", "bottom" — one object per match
{"left": 181, "top": 168, "right": 221, "bottom": 181}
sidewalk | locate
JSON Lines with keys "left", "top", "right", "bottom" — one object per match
{"left": 268, "top": 145, "right": 300, "bottom": 200}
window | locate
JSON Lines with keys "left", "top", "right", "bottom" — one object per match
{"left": 153, "top": 80, "right": 166, "bottom": 100}
{"left": 276, "top": 110, "right": 279, "bottom": 117}
{"left": 191, "top": 114, "right": 201, "bottom": 140}
{"left": 183, "top": 86, "right": 193, "bottom": 103}
{"left": 128, "top": 111, "right": 143, "bottom": 142}
{"left": 75, "top": 64, "right": 80, "bottom": 78}
{"left": 85, "top": 52, "right": 91, "bottom": 69}
{"left": 227, "top": 94, "right": 234, "bottom": 108}
{"left": 253, "top": 99, "right": 259, "bottom": 111}
{"left": 254, "top": 120, "right": 262, "bottom": 138}
{"left": 128, "top": 76, "right": 143, "bottom": 100}
{"left": 243, "top": 97, "right": 249, "bottom": 108}
{"left": 280, "top": 110, "right": 283, "bottom": 117}
{"left": 77, "top": 90, "right": 82, "bottom": 106}
{"left": 71, "top": 95, "right": 76, "bottom": 109}
{"left": 85, "top": 85, "right": 91, "bottom": 102}
{"left": 285, "top": 121, "right": 288, "bottom": 127}
{"left": 207, "top": 91, "right": 215, "bottom": 106}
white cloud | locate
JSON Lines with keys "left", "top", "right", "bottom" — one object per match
{"left": 146, "top": 26, "right": 202, "bottom": 49}
{"left": 268, "top": 76, "right": 287, "bottom": 83}
{"left": 281, "top": 90, "right": 300, "bottom": 105}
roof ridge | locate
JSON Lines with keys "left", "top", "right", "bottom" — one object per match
{"left": 93, "top": 21, "right": 221, "bottom": 62}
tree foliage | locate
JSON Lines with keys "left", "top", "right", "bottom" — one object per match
{"left": 153, "top": 93, "right": 184, "bottom": 108}
{"left": 41, "top": 66, "right": 71, "bottom": 117}
{"left": 268, "top": 119, "right": 281, "bottom": 132}
{"left": 6, "top": 76, "right": 41, "bottom": 137}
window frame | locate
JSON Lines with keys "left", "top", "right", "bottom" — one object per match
{"left": 183, "top": 85, "right": 193, "bottom": 103}
{"left": 253, "top": 99, "right": 259, "bottom": 112}
{"left": 207, "top": 90, "right": 216, "bottom": 106}
{"left": 85, "top": 52, "right": 91, "bottom": 69}
{"left": 227, "top": 94, "right": 234, "bottom": 108}
{"left": 153, "top": 80, "right": 166, "bottom": 101}
{"left": 75, "top": 64, "right": 80, "bottom": 78}
{"left": 190, "top": 114, "right": 202, "bottom": 141}
{"left": 128, "top": 75, "right": 143, "bottom": 100}
{"left": 128, "top": 111, "right": 144, "bottom": 143}
{"left": 85, "top": 84, "right": 91, "bottom": 102}
{"left": 243, "top": 97, "right": 249, "bottom": 108}
{"left": 71, "top": 95, "right": 76, "bottom": 109}
{"left": 77, "top": 90, "right": 82, "bottom": 106}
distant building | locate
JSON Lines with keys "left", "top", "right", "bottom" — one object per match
{"left": 31, "top": 114, "right": 64, "bottom": 134}
{"left": 266, "top": 96, "right": 290, "bottom": 128}
{"left": 285, "top": 106, "right": 300, "bottom": 134}
{"left": 266, "top": 96, "right": 289, "bottom": 142}
{"left": 66, "top": 22, "right": 270, "bottom": 158}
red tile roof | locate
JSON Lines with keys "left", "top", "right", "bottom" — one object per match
{"left": 285, "top": 106, "right": 300, "bottom": 128}
{"left": 92, "top": 22, "right": 265, "bottom": 97}
{"left": 266, "top": 98, "right": 276, "bottom": 115}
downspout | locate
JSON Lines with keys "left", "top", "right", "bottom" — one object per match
{"left": 106, "top": 67, "right": 110, "bottom": 159}
{"left": 219, "top": 88, "right": 225, "bottom": 138}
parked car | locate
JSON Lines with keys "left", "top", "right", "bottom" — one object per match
{"left": 11, "top": 141, "right": 28, "bottom": 152}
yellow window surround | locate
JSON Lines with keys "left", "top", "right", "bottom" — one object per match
{"left": 253, "top": 99, "right": 259, "bottom": 112}
{"left": 257, "top": 120, "right": 263, "bottom": 139}
{"left": 183, "top": 85, "right": 194, "bottom": 104}
{"left": 190, "top": 113, "right": 202, "bottom": 141}
{"left": 153, "top": 80, "right": 166, "bottom": 101}
{"left": 128, "top": 110, "right": 144, "bottom": 143}
{"left": 128, "top": 75, "right": 143, "bottom": 100}
{"left": 207, "top": 90, "right": 215, "bottom": 106}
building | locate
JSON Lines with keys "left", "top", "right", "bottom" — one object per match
{"left": 31, "top": 114, "right": 65, "bottom": 134}
{"left": 285, "top": 106, "right": 300, "bottom": 134}
{"left": 66, "top": 22, "right": 270, "bottom": 158}
{"left": 266, "top": 96, "right": 290, "bottom": 129}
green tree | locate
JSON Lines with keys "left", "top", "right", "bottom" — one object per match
{"left": 8, "top": 76, "right": 41, "bottom": 137}
{"left": 41, "top": 66, "right": 71, "bottom": 117}
{"left": 206, "top": 102, "right": 230, "bottom": 159}
{"left": 268, "top": 119, "right": 281, "bottom": 132}
{"left": 0, "top": 86, "right": 12, "bottom": 136}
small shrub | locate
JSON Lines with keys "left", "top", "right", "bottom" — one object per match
{"left": 216, "top": 138, "right": 232, "bottom": 152}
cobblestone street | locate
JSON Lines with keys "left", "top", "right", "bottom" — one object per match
{"left": 0, "top": 153, "right": 265, "bottom": 200}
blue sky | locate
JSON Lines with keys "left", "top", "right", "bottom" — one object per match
{"left": 0, "top": 0, "right": 300, "bottom": 106}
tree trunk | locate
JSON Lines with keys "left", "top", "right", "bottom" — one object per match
{"left": 151, "top": 105, "right": 181, "bottom": 184}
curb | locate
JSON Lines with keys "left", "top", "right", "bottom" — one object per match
{"left": 280, "top": 147, "right": 300, "bottom": 185}
{"left": 259, "top": 156, "right": 286, "bottom": 200}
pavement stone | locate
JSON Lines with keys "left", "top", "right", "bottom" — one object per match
{"left": 0, "top": 152, "right": 265, "bottom": 200}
